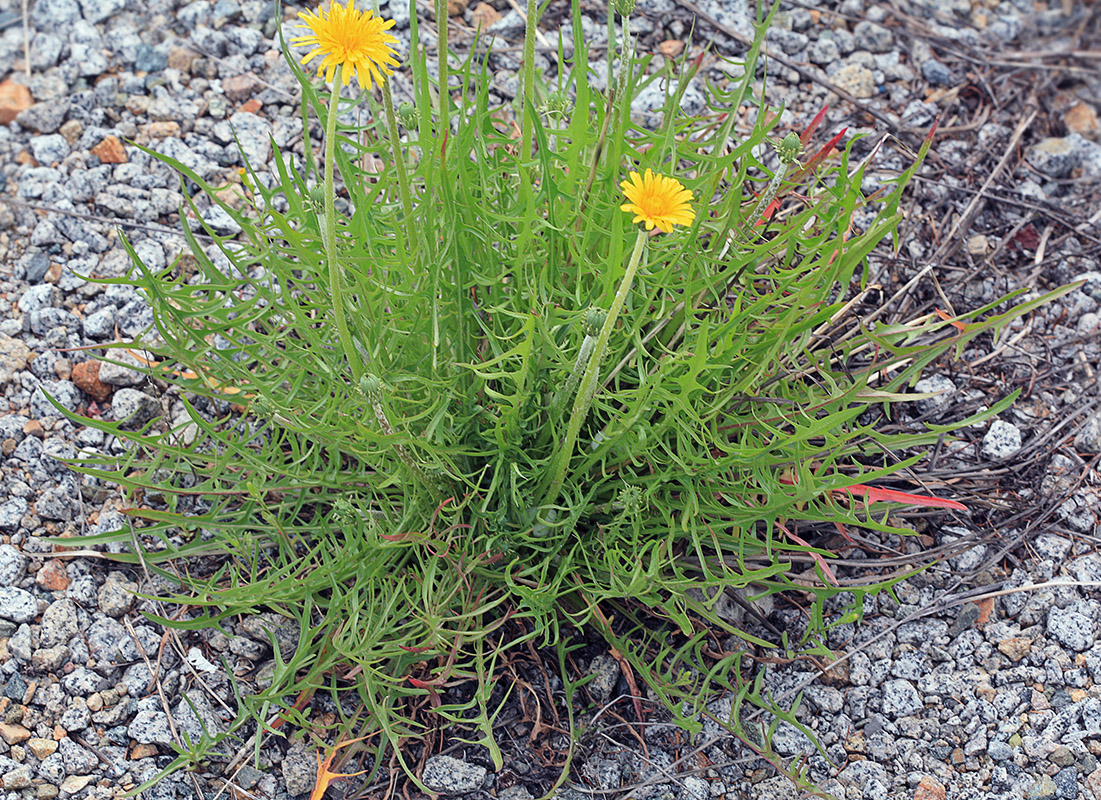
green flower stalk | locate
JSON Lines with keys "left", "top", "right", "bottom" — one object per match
{"left": 748, "top": 131, "right": 804, "bottom": 231}
{"left": 292, "top": 0, "right": 402, "bottom": 382}
{"left": 540, "top": 170, "right": 696, "bottom": 511}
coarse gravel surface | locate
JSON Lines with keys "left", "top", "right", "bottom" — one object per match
{"left": 0, "top": 0, "right": 1100, "bottom": 798}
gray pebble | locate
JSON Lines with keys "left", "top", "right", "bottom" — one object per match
{"left": 281, "top": 742, "right": 316, "bottom": 795}
{"left": 586, "top": 654, "right": 620, "bottom": 706}
{"left": 31, "top": 380, "right": 82, "bottom": 416}
{"left": 988, "top": 740, "right": 1015, "bottom": 761}
{"left": 422, "top": 754, "right": 488, "bottom": 795}
{"left": 79, "top": 0, "right": 127, "bottom": 23}
{"left": 30, "top": 134, "right": 70, "bottom": 164}
{"left": 59, "top": 696, "right": 91, "bottom": 731}
{"left": 38, "top": 752, "right": 66, "bottom": 782}
{"left": 854, "top": 21, "right": 893, "bottom": 53}
{"left": 40, "top": 598, "right": 78, "bottom": 648}
{"left": 16, "top": 98, "right": 70, "bottom": 134}
{"left": 63, "top": 666, "right": 102, "bottom": 696}
{"left": 58, "top": 736, "right": 98, "bottom": 773}
{"left": 0, "top": 545, "right": 28, "bottom": 585}
{"left": 82, "top": 306, "right": 118, "bottom": 339}
{"left": 921, "top": 59, "right": 953, "bottom": 86}
{"left": 111, "top": 388, "right": 162, "bottom": 430}
{"left": 914, "top": 374, "right": 956, "bottom": 415}
{"left": 241, "top": 612, "right": 299, "bottom": 656}
{"left": 174, "top": 689, "right": 222, "bottom": 743}
{"left": 880, "top": 679, "right": 923, "bottom": 718}
{"left": 1047, "top": 605, "right": 1096, "bottom": 652}
{"left": 0, "top": 587, "right": 38, "bottom": 623}
{"left": 128, "top": 695, "right": 174, "bottom": 746}
{"left": 2, "top": 673, "right": 27, "bottom": 701}
{"left": 31, "top": 0, "right": 81, "bottom": 28}
{"left": 18, "top": 283, "right": 59, "bottom": 314}
{"left": 31, "top": 644, "right": 70, "bottom": 671}
{"left": 1027, "top": 138, "right": 1081, "bottom": 179}
{"left": 631, "top": 78, "right": 707, "bottom": 130}
{"left": 97, "top": 572, "right": 137, "bottom": 617}
{"left": 135, "top": 43, "right": 168, "bottom": 72}
{"left": 200, "top": 205, "right": 243, "bottom": 236}
{"left": 982, "top": 420, "right": 1023, "bottom": 460}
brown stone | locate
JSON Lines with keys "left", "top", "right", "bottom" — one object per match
{"left": 222, "top": 73, "right": 260, "bottom": 104}
{"left": 998, "top": 637, "right": 1031, "bottom": 662}
{"left": 35, "top": 559, "right": 70, "bottom": 591}
{"left": 239, "top": 98, "right": 262, "bottom": 114}
{"left": 974, "top": 596, "right": 995, "bottom": 627}
{"left": 0, "top": 80, "right": 33, "bottom": 126}
{"left": 22, "top": 419, "right": 44, "bottom": 439}
{"left": 1066, "top": 101, "right": 1100, "bottom": 139}
{"left": 59, "top": 119, "right": 84, "bottom": 146}
{"left": 141, "top": 121, "right": 181, "bottom": 139}
{"left": 914, "top": 776, "right": 946, "bottom": 800}
{"left": 60, "top": 776, "right": 96, "bottom": 794}
{"left": 44, "top": 262, "right": 63, "bottom": 283}
{"left": 469, "top": 2, "right": 501, "bottom": 29}
{"left": 53, "top": 358, "right": 72, "bottom": 381}
{"left": 91, "top": 135, "right": 127, "bottom": 164}
{"left": 447, "top": 0, "right": 468, "bottom": 15}
{"left": 72, "top": 360, "right": 112, "bottom": 403}
{"left": 26, "top": 737, "right": 57, "bottom": 760}
{"left": 658, "top": 39, "right": 685, "bottom": 58}
{"left": 130, "top": 742, "right": 159, "bottom": 759}
{"left": 1, "top": 439, "right": 15, "bottom": 456}
{"left": 167, "top": 46, "right": 197, "bottom": 72}
{"left": 1086, "top": 766, "right": 1101, "bottom": 800}
{"left": 0, "top": 722, "right": 31, "bottom": 745}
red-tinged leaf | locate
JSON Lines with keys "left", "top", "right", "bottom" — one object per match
{"left": 802, "top": 127, "right": 847, "bottom": 172}
{"left": 777, "top": 521, "right": 839, "bottom": 586}
{"left": 935, "top": 308, "right": 968, "bottom": 332}
{"left": 800, "top": 105, "right": 829, "bottom": 145}
{"left": 755, "top": 198, "right": 782, "bottom": 226}
{"left": 310, "top": 737, "right": 371, "bottom": 800}
{"left": 840, "top": 484, "right": 966, "bottom": 510}
{"left": 925, "top": 117, "right": 940, "bottom": 144}
{"left": 1010, "top": 224, "right": 1040, "bottom": 252}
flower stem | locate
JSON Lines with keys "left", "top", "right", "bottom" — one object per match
{"left": 436, "top": 0, "right": 449, "bottom": 134}
{"left": 321, "top": 66, "right": 364, "bottom": 383}
{"left": 540, "top": 228, "right": 648, "bottom": 510}
{"left": 519, "top": 0, "right": 538, "bottom": 163}
{"left": 381, "top": 77, "right": 415, "bottom": 247}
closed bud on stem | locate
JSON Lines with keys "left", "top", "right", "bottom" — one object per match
{"left": 583, "top": 307, "right": 607, "bottom": 338}
{"left": 308, "top": 184, "right": 327, "bottom": 212}
{"left": 540, "top": 90, "right": 571, "bottom": 121}
{"left": 359, "top": 373, "right": 383, "bottom": 399}
{"left": 332, "top": 497, "right": 355, "bottom": 524}
{"left": 397, "top": 101, "right": 419, "bottom": 129}
{"left": 775, "top": 131, "right": 803, "bottom": 166}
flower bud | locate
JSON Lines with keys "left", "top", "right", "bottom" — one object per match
{"left": 613, "top": 0, "right": 635, "bottom": 16}
{"left": 359, "top": 373, "right": 383, "bottom": 398}
{"left": 397, "top": 101, "right": 419, "bottom": 129}
{"left": 583, "top": 307, "right": 606, "bottom": 338}
{"left": 308, "top": 184, "right": 327, "bottom": 211}
{"left": 775, "top": 131, "right": 803, "bottom": 165}
{"left": 540, "top": 90, "right": 571, "bottom": 121}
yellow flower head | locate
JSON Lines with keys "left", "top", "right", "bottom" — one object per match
{"left": 619, "top": 169, "right": 695, "bottom": 233}
{"left": 292, "top": 0, "right": 400, "bottom": 90}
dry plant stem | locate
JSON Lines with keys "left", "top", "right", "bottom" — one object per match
{"left": 542, "top": 228, "right": 648, "bottom": 508}
{"left": 322, "top": 66, "right": 364, "bottom": 383}
{"left": 381, "top": 78, "right": 415, "bottom": 244}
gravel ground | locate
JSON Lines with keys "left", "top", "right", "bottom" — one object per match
{"left": 0, "top": 0, "right": 1100, "bottom": 798}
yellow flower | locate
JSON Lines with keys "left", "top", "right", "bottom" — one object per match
{"left": 619, "top": 169, "right": 695, "bottom": 233}
{"left": 292, "top": 0, "right": 400, "bottom": 90}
